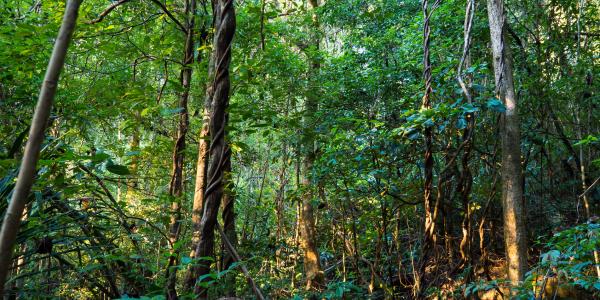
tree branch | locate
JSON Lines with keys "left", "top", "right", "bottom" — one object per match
{"left": 147, "top": 0, "right": 188, "bottom": 32}
{"left": 87, "top": 0, "right": 133, "bottom": 24}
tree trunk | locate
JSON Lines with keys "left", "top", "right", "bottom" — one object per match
{"left": 185, "top": 0, "right": 219, "bottom": 291}
{"left": 458, "top": 0, "right": 475, "bottom": 271}
{"left": 298, "top": 0, "right": 325, "bottom": 290}
{"left": 220, "top": 151, "right": 237, "bottom": 296}
{"left": 0, "top": 0, "right": 81, "bottom": 294}
{"left": 194, "top": 0, "right": 236, "bottom": 297}
{"left": 126, "top": 112, "right": 140, "bottom": 203}
{"left": 415, "top": 0, "right": 438, "bottom": 296}
{"left": 165, "top": 0, "right": 196, "bottom": 298}
{"left": 486, "top": 0, "right": 527, "bottom": 286}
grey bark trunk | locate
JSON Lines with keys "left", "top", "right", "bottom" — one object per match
{"left": 486, "top": 0, "right": 527, "bottom": 286}
{"left": 0, "top": 0, "right": 81, "bottom": 294}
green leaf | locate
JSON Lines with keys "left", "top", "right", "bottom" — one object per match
{"left": 486, "top": 98, "right": 506, "bottom": 113}
{"left": 91, "top": 152, "right": 110, "bottom": 162}
{"left": 106, "top": 163, "right": 130, "bottom": 175}
{"left": 181, "top": 256, "right": 192, "bottom": 265}
{"left": 161, "top": 107, "right": 185, "bottom": 116}
{"left": 541, "top": 250, "right": 560, "bottom": 264}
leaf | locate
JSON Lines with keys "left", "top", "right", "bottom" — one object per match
{"left": 423, "top": 119, "right": 434, "bottom": 128}
{"left": 181, "top": 256, "right": 192, "bottom": 265}
{"left": 198, "top": 273, "right": 217, "bottom": 282}
{"left": 462, "top": 103, "right": 478, "bottom": 113}
{"left": 91, "top": 152, "right": 110, "bottom": 162}
{"left": 161, "top": 107, "right": 185, "bottom": 116}
{"left": 574, "top": 135, "right": 598, "bottom": 147}
{"left": 486, "top": 98, "right": 506, "bottom": 113}
{"left": 125, "top": 150, "right": 141, "bottom": 157}
{"left": 106, "top": 163, "right": 130, "bottom": 175}
{"left": 541, "top": 250, "right": 560, "bottom": 264}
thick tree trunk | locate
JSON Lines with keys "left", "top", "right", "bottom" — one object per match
{"left": 185, "top": 0, "right": 219, "bottom": 291}
{"left": 165, "top": 1, "right": 196, "bottom": 298}
{"left": 194, "top": 0, "right": 236, "bottom": 297}
{"left": 486, "top": 0, "right": 527, "bottom": 286}
{"left": 0, "top": 0, "right": 81, "bottom": 294}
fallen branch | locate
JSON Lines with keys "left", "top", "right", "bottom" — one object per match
{"left": 216, "top": 222, "right": 265, "bottom": 300}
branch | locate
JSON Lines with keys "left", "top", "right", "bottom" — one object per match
{"left": 216, "top": 222, "right": 265, "bottom": 300}
{"left": 147, "top": 0, "right": 188, "bottom": 32}
{"left": 87, "top": 0, "right": 133, "bottom": 24}
{"left": 580, "top": 176, "right": 600, "bottom": 199}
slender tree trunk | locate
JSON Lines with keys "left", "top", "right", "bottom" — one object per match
{"left": 126, "top": 112, "right": 140, "bottom": 203}
{"left": 458, "top": 0, "right": 475, "bottom": 271}
{"left": 415, "top": 0, "right": 439, "bottom": 296}
{"left": 165, "top": 1, "right": 196, "bottom": 298}
{"left": 220, "top": 151, "right": 237, "bottom": 296}
{"left": 275, "top": 141, "right": 288, "bottom": 269}
{"left": 0, "top": 0, "right": 81, "bottom": 294}
{"left": 194, "top": 0, "right": 236, "bottom": 297}
{"left": 486, "top": 0, "right": 527, "bottom": 286}
{"left": 299, "top": 0, "right": 325, "bottom": 290}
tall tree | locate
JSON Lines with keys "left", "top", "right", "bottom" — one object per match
{"left": 486, "top": 0, "right": 527, "bottom": 285}
{"left": 298, "top": 0, "right": 325, "bottom": 290}
{"left": 0, "top": 0, "right": 81, "bottom": 294}
{"left": 194, "top": 0, "right": 236, "bottom": 297}
{"left": 165, "top": 0, "right": 197, "bottom": 298}
{"left": 185, "top": 0, "right": 219, "bottom": 291}
{"left": 415, "top": 0, "right": 440, "bottom": 296}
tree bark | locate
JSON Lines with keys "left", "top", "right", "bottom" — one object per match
{"left": 486, "top": 0, "right": 527, "bottom": 286}
{"left": 457, "top": 0, "right": 475, "bottom": 271}
{"left": 220, "top": 151, "right": 237, "bottom": 296}
{"left": 415, "top": 0, "right": 439, "bottom": 296}
{"left": 194, "top": 0, "right": 236, "bottom": 297}
{"left": 185, "top": 0, "right": 219, "bottom": 291}
{"left": 298, "top": 0, "right": 325, "bottom": 290}
{"left": 165, "top": 0, "right": 196, "bottom": 298}
{"left": 0, "top": 0, "right": 81, "bottom": 294}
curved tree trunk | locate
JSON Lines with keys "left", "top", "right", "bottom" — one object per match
{"left": 415, "top": 0, "right": 439, "bottom": 296}
{"left": 184, "top": 0, "right": 219, "bottom": 292}
{"left": 486, "top": 0, "right": 527, "bottom": 286}
{"left": 194, "top": 0, "right": 236, "bottom": 297}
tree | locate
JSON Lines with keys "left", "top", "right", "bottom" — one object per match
{"left": 486, "top": 0, "right": 527, "bottom": 285}
{"left": 298, "top": 0, "right": 325, "bottom": 290}
{"left": 193, "top": 0, "right": 236, "bottom": 297}
{"left": 0, "top": 0, "right": 598, "bottom": 298}
{"left": 164, "top": 1, "right": 197, "bottom": 298}
{"left": 0, "top": 0, "right": 82, "bottom": 293}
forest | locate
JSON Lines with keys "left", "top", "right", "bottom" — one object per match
{"left": 0, "top": 0, "right": 598, "bottom": 299}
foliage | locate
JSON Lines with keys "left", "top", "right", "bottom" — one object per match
{"left": 0, "top": 0, "right": 598, "bottom": 298}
